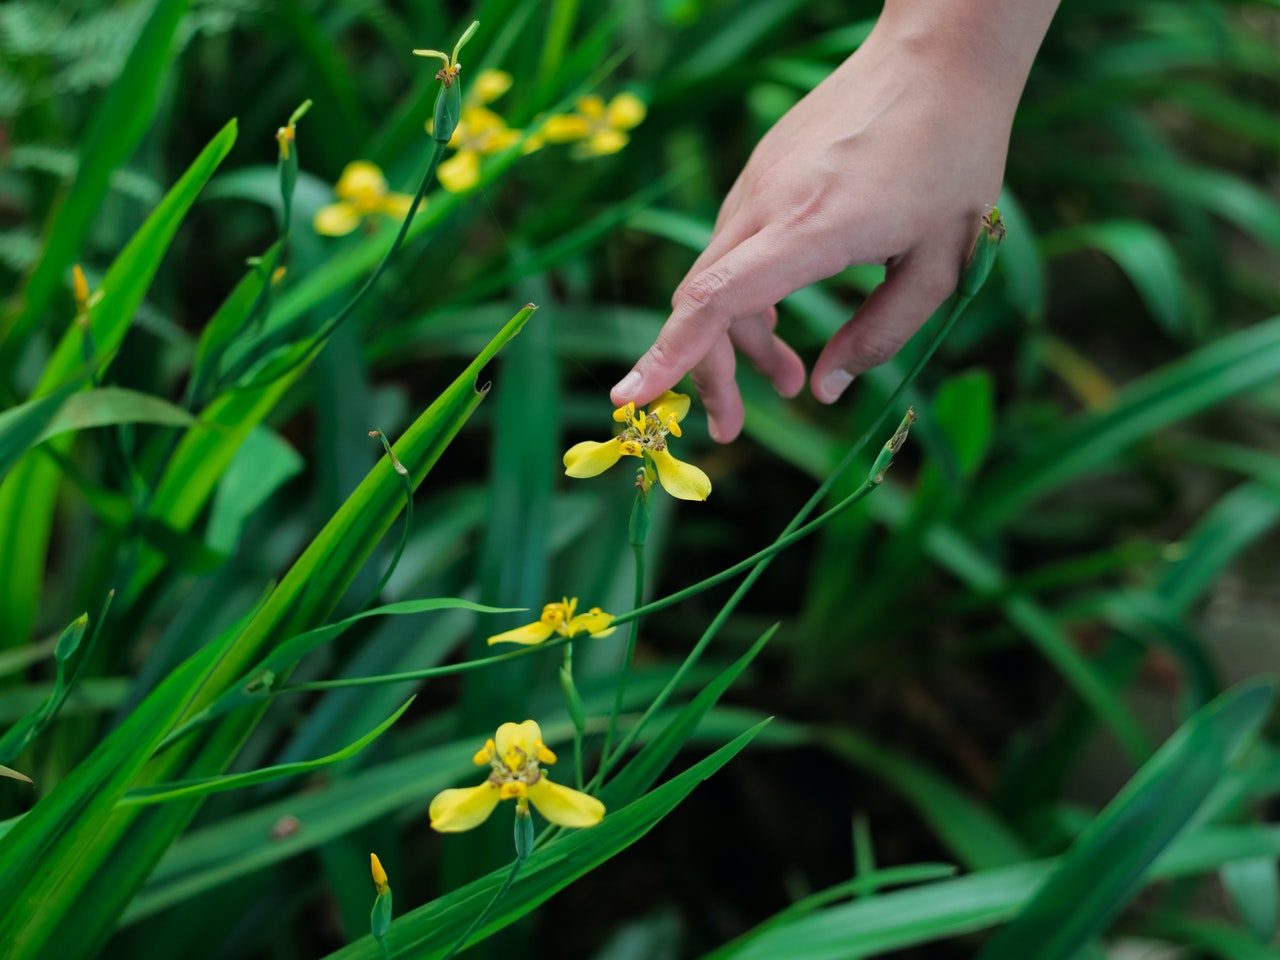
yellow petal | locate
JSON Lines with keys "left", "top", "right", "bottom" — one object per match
{"left": 585, "top": 129, "right": 628, "bottom": 156}
{"left": 335, "top": 161, "right": 388, "bottom": 210}
{"left": 481, "top": 128, "right": 521, "bottom": 154}
{"left": 521, "top": 131, "right": 545, "bottom": 154}
{"left": 429, "top": 782, "right": 501, "bottom": 832}
{"left": 313, "top": 202, "right": 361, "bottom": 237}
{"left": 486, "top": 619, "right": 556, "bottom": 646}
{"left": 472, "top": 68, "right": 513, "bottom": 105}
{"left": 495, "top": 720, "right": 543, "bottom": 771}
{"left": 650, "top": 391, "right": 691, "bottom": 425}
{"left": 541, "top": 114, "right": 591, "bottom": 143}
{"left": 527, "top": 777, "right": 605, "bottom": 828}
{"left": 438, "top": 150, "right": 482, "bottom": 193}
{"left": 563, "top": 437, "right": 627, "bottom": 478}
{"left": 607, "top": 92, "right": 647, "bottom": 130}
{"left": 461, "top": 105, "right": 506, "bottom": 135}
{"left": 566, "top": 608, "right": 615, "bottom": 638}
{"left": 382, "top": 192, "right": 416, "bottom": 220}
{"left": 651, "top": 446, "right": 711, "bottom": 501}
{"left": 575, "top": 95, "right": 606, "bottom": 119}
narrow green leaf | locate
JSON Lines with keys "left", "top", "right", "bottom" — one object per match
{"left": 0, "top": 0, "right": 191, "bottom": 349}
{"left": 324, "top": 721, "right": 769, "bottom": 959}
{"left": 121, "top": 699, "right": 415, "bottom": 806}
{"left": 601, "top": 624, "right": 776, "bottom": 808}
{"left": 977, "top": 679, "right": 1275, "bottom": 960}
{"left": 968, "top": 314, "right": 1280, "bottom": 529}
{"left": 0, "top": 119, "right": 238, "bottom": 650}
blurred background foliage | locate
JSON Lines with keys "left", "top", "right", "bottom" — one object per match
{"left": 1, "top": 0, "right": 1279, "bottom": 956}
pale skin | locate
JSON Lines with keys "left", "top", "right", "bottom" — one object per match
{"left": 611, "top": 0, "right": 1063, "bottom": 442}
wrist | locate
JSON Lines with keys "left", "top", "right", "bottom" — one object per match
{"left": 870, "top": 0, "right": 1058, "bottom": 105}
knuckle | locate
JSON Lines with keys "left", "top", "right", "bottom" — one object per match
{"left": 852, "top": 332, "right": 901, "bottom": 369}
{"left": 679, "top": 270, "right": 731, "bottom": 313}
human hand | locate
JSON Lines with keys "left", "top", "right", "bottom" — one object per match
{"left": 611, "top": 0, "right": 1058, "bottom": 441}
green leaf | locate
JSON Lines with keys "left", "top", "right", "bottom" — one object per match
{"left": 0, "top": 119, "right": 238, "bottom": 650}
{"left": 204, "top": 426, "right": 303, "bottom": 553}
{"left": 1220, "top": 857, "right": 1279, "bottom": 943}
{"left": 968, "top": 314, "right": 1280, "bottom": 530}
{"left": 0, "top": 306, "right": 533, "bottom": 958}
{"left": 324, "top": 721, "right": 769, "bottom": 959}
{"left": 0, "top": 614, "right": 88, "bottom": 764}
{"left": 601, "top": 624, "right": 776, "bottom": 808}
{"left": 121, "top": 698, "right": 415, "bottom": 806}
{"left": 164, "top": 597, "right": 525, "bottom": 745}
{"left": 977, "top": 679, "right": 1275, "bottom": 960}
{"left": 0, "top": 0, "right": 191, "bottom": 350}
{"left": 1042, "top": 220, "right": 1192, "bottom": 339}
{"left": 714, "top": 823, "right": 1280, "bottom": 960}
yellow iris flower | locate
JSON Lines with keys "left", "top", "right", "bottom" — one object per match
{"left": 314, "top": 161, "right": 416, "bottom": 237}
{"left": 429, "top": 720, "right": 605, "bottom": 831}
{"left": 563, "top": 390, "right": 711, "bottom": 501}
{"left": 541, "top": 92, "right": 646, "bottom": 157}
{"left": 487, "top": 597, "right": 615, "bottom": 647}
{"left": 433, "top": 69, "right": 540, "bottom": 194}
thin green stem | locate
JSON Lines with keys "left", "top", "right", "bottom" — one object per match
{"left": 563, "top": 641, "right": 585, "bottom": 790}
{"left": 273, "top": 634, "right": 571, "bottom": 694}
{"left": 601, "top": 534, "right": 645, "bottom": 765}
{"left": 440, "top": 855, "right": 523, "bottom": 960}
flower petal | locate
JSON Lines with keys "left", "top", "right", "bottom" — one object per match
{"left": 651, "top": 447, "right": 711, "bottom": 501}
{"left": 607, "top": 92, "right": 647, "bottom": 130}
{"left": 472, "top": 68, "right": 513, "bottom": 105}
{"left": 429, "top": 782, "right": 501, "bottom": 832}
{"left": 313, "top": 202, "right": 361, "bottom": 237}
{"left": 495, "top": 720, "right": 543, "bottom": 770}
{"left": 438, "top": 150, "right": 481, "bottom": 193}
{"left": 566, "top": 609, "right": 615, "bottom": 638}
{"left": 563, "top": 437, "right": 627, "bottom": 478}
{"left": 527, "top": 777, "right": 605, "bottom": 828}
{"left": 649, "top": 391, "right": 691, "bottom": 425}
{"left": 382, "top": 193, "right": 416, "bottom": 220}
{"left": 541, "top": 114, "right": 591, "bottom": 143}
{"left": 585, "top": 129, "right": 628, "bottom": 156}
{"left": 335, "top": 161, "right": 388, "bottom": 210}
{"left": 575, "top": 95, "right": 606, "bottom": 119}
{"left": 486, "top": 619, "right": 556, "bottom": 647}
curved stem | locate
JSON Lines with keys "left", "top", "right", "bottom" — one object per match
{"left": 594, "top": 293, "right": 974, "bottom": 783}
{"left": 440, "top": 855, "right": 523, "bottom": 960}
{"left": 601, "top": 535, "right": 645, "bottom": 765}
{"left": 274, "top": 634, "right": 571, "bottom": 694}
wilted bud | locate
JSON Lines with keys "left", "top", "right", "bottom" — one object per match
{"left": 959, "top": 208, "right": 1005, "bottom": 299}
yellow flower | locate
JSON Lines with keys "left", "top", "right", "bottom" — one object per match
{"left": 563, "top": 391, "right": 711, "bottom": 501}
{"left": 541, "top": 92, "right": 646, "bottom": 157}
{"left": 432, "top": 69, "right": 536, "bottom": 193}
{"left": 314, "top": 161, "right": 417, "bottom": 237}
{"left": 487, "top": 597, "right": 615, "bottom": 647}
{"left": 429, "top": 720, "right": 605, "bottom": 832}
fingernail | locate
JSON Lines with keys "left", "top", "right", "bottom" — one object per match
{"left": 819, "top": 369, "right": 854, "bottom": 402}
{"left": 613, "top": 370, "right": 642, "bottom": 399}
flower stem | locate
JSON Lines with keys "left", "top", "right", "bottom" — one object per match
{"left": 600, "top": 490, "right": 648, "bottom": 767}
{"left": 595, "top": 281, "right": 984, "bottom": 782}
{"left": 439, "top": 855, "right": 523, "bottom": 960}
{"left": 222, "top": 138, "right": 446, "bottom": 391}
{"left": 273, "top": 634, "right": 571, "bottom": 694}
